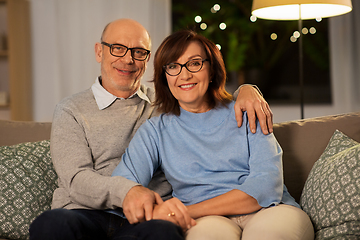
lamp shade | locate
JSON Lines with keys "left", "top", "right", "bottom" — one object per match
{"left": 252, "top": 0, "right": 352, "bottom": 20}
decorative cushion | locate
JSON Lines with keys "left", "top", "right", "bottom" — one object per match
{"left": 300, "top": 130, "right": 360, "bottom": 239}
{"left": 0, "top": 140, "right": 57, "bottom": 240}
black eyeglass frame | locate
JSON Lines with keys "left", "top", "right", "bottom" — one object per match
{"left": 101, "top": 41, "right": 150, "bottom": 61}
{"left": 163, "top": 58, "right": 209, "bottom": 76}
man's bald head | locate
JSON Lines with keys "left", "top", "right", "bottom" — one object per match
{"left": 101, "top": 18, "right": 151, "bottom": 49}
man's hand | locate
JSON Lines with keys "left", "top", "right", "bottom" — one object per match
{"left": 234, "top": 85, "right": 273, "bottom": 134}
{"left": 153, "top": 198, "right": 196, "bottom": 232}
{"left": 122, "top": 185, "right": 163, "bottom": 224}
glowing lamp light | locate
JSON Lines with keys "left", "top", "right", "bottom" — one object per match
{"left": 252, "top": 0, "right": 352, "bottom": 20}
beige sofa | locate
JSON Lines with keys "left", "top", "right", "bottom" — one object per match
{"left": 1, "top": 111, "right": 360, "bottom": 240}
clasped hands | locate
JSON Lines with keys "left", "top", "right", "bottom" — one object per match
{"left": 122, "top": 185, "right": 196, "bottom": 231}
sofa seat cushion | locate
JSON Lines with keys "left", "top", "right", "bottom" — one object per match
{"left": 300, "top": 130, "right": 360, "bottom": 239}
{"left": 0, "top": 140, "right": 57, "bottom": 240}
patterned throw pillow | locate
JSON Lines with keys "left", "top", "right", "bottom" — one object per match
{"left": 300, "top": 130, "right": 360, "bottom": 239}
{"left": 0, "top": 140, "right": 57, "bottom": 240}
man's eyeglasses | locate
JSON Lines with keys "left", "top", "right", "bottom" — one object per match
{"left": 163, "top": 58, "right": 208, "bottom": 76}
{"left": 101, "top": 42, "right": 150, "bottom": 61}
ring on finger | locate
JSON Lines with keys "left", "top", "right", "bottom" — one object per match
{"left": 168, "top": 212, "right": 175, "bottom": 217}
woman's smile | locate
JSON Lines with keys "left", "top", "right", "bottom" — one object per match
{"left": 179, "top": 83, "right": 197, "bottom": 90}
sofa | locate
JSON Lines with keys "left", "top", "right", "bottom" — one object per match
{"left": 1, "top": 111, "right": 360, "bottom": 240}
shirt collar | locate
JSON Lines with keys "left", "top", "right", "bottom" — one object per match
{"left": 91, "top": 77, "right": 151, "bottom": 110}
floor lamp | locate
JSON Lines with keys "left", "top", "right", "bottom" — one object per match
{"left": 251, "top": 0, "right": 352, "bottom": 119}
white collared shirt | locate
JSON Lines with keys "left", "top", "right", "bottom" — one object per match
{"left": 91, "top": 77, "right": 151, "bottom": 110}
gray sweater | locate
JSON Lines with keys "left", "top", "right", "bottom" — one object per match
{"left": 50, "top": 83, "right": 171, "bottom": 210}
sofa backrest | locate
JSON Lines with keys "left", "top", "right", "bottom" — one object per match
{"left": 0, "top": 120, "right": 52, "bottom": 147}
{"left": 273, "top": 111, "right": 360, "bottom": 202}
{"left": 1, "top": 112, "right": 360, "bottom": 203}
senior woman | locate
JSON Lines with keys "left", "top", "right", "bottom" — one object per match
{"left": 112, "top": 30, "right": 314, "bottom": 240}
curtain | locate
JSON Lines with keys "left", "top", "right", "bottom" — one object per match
{"left": 30, "top": 0, "right": 171, "bottom": 121}
{"left": 329, "top": 0, "right": 360, "bottom": 113}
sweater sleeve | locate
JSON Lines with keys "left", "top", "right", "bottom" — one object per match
{"left": 51, "top": 102, "right": 139, "bottom": 210}
{"left": 235, "top": 114, "right": 284, "bottom": 207}
{"left": 112, "top": 120, "right": 160, "bottom": 187}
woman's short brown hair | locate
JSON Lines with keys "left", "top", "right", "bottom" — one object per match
{"left": 153, "top": 30, "right": 232, "bottom": 115}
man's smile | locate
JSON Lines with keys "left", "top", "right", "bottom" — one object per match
{"left": 115, "top": 67, "right": 136, "bottom": 75}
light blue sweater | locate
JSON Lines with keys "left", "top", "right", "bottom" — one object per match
{"left": 112, "top": 101, "right": 299, "bottom": 208}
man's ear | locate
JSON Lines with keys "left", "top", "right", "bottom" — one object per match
{"left": 95, "top": 42, "right": 103, "bottom": 63}
{"left": 147, "top": 52, "right": 151, "bottom": 62}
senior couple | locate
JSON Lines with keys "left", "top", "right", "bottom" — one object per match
{"left": 30, "top": 18, "right": 314, "bottom": 240}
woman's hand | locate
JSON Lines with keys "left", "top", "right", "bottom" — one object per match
{"left": 153, "top": 198, "right": 196, "bottom": 232}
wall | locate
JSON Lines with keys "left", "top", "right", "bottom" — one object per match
{"left": 0, "top": 1, "right": 9, "bottom": 120}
